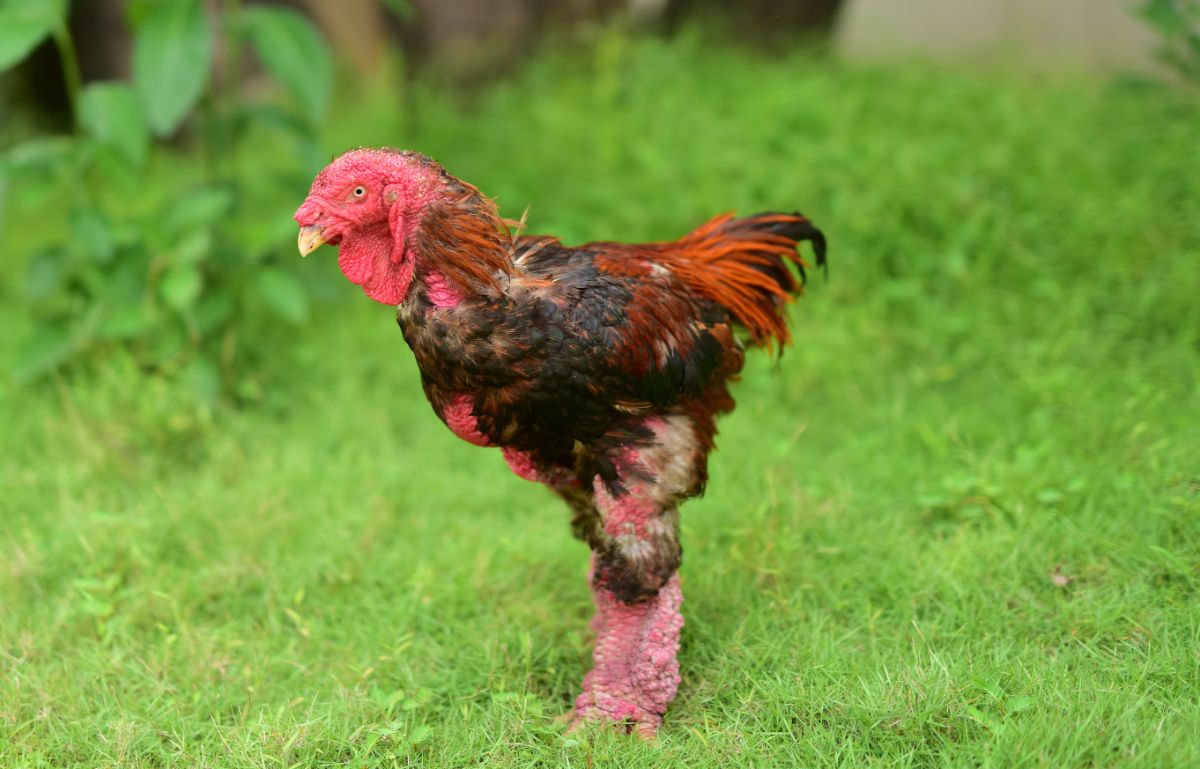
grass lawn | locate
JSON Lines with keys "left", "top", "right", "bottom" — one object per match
{"left": 2, "top": 33, "right": 1199, "bottom": 768}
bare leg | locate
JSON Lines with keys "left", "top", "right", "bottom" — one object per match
{"left": 571, "top": 416, "right": 699, "bottom": 737}
{"left": 576, "top": 560, "right": 683, "bottom": 737}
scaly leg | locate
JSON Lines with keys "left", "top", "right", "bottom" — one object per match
{"left": 576, "top": 560, "right": 683, "bottom": 737}
{"left": 572, "top": 416, "right": 699, "bottom": 737}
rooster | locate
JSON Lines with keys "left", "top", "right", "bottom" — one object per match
{"left": 294, "top": 148, "right": 826, "bottom": 736}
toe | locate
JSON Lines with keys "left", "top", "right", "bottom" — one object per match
{"left": 632, "top": 720, "right": 659, "bottom": 740}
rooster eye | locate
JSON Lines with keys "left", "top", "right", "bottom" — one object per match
{"left": 353, "top": 186, "right": 366, "bottom": 197}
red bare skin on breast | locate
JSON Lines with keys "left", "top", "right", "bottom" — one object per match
{"left": 504, "top": 447, "right": 581, "bottom": 487}
{"left": 502, "top": 447, "right": 543, "bottom": 482}
{"left": 440, "top": 394, "right": 493, "bottom": 446}
{"left": 439, "top": 402, "right": 574, "bottom": 486}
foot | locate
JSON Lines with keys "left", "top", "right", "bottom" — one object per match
{"left": 574, "top": 573, "right": 683, "bottom": 738}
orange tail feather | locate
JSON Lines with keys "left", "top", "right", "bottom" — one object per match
{"left": 656, "top": 212, "right": 827, "bottom": 348}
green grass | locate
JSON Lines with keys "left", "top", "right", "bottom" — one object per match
{"left": 3, "top": 32, "right": 1200, "bottom": 767}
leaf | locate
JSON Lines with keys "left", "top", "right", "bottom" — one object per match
{"left": 182, "top": 355, "right": 220, "bottom": 406}
{"left": 79, "top": 82, "right": 151, "bottom": 168}
{"left": 0, "top": 0, "right": 66, "bottom": 71}
{"left": 147, "top": 320, "right": 186, "bottom": 365}
{"left": 4, "top": 136, "right": 77, "bottom": 173}
{"left": 173, "top": 229, "right": 213, "bottom": 266}
{"left": 966, "top": 705, "right": 998, "bottom": 731}
{"left": 241, "top": 6, "right": 332, "bottom": 122}
{"left": 13, "top": 325, "right": 75, "bottom": 383}
{"left": 1140, "top": 0, "right": 1185, "bottom": 32}
{"left": 240, "top": 203, "right": 302, "bottom": 258}
{"left": 2, "top": 136, "right": 81, "bottom": 207}
{"left": 237, "top": 103, "right": 312, "bottom": 140}
{"left": 1006, "top": 696, "right": 1036, "bottom": 714}
{"left": 163, "top": 187, "right": 234, "bottom": 235}
{"left": 132, "top": 0, "right": 213, "bottom": 137}
{"left": 381, "top": 0, "right": 415, "bottom": 21}
{"left": 80, "top": 598, "right": 115, "bottom": 618}
{"left": 193, "top": 290, "right": 234, "bottom": 335}
{"left": 255, "top": 268, "right": 308, "bottom": 324}
{"left": 100, "top": 250, "right": 152, "bottom": 305}
{"left": 973, "top": 678, "right": 1004, "bottom": 700}
{"left": 160, "top": 265, "right": 203, "bottom": 311}
{"left": 23, "top": 246, "right": 67, "bottom": 301}
{"left": 69, "top": 207, "right": 116, "bottom": 263}
{"left": 98, "top": 304, "right": 154, "bottom": 341}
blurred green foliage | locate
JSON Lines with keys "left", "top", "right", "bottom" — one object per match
{"left": 0, "top": 0, "right": 68, "bottom": 71}
{"left": 0, "top": 0, "right": 334, "bottom": 399}
{"left": 1140, "top": 0, "right": 1200, "bottom": 81}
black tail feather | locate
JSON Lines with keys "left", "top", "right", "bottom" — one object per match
{"left": 742, "top": 211, "right": 828, "bottom": 288}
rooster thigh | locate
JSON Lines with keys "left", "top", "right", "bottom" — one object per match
{"left": 571, "top": 415, "right": 702, "bottom": 600}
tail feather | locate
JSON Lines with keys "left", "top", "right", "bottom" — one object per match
{"left": 656, "top": 212, "right": 826, "bottom": 348}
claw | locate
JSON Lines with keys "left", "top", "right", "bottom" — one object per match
{"left": 565, "top": 708, "right": 659, "bottom": 740}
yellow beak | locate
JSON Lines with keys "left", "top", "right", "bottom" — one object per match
{"left": 297, "top": 225, "right": 327, "bottom": 257}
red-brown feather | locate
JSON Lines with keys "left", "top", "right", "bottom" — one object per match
{"left": 595, "top": 213, "right": 818, "bottom": 349}
{"left": 655, "top": 213, "right": 815, "bottom": 347}
{"left": 416, "top": 183, "right": 515, "bottom": 296}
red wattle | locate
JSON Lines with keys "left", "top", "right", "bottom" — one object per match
{"left": 336, "top": 224, "right": 414, "bottom": 306}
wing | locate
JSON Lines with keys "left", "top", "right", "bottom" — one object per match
{"left": 519, "top": 238, "right": 745, "bottom": 413}
{"left": 405, "top": 236, "right": 745, "bottom": 464}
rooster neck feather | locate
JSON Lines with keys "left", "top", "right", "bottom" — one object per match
{"left": 413, "top": 182, "right": 515, "bottom": 300}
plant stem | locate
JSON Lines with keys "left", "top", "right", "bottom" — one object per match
{"left": 53, "top": 23, "right": 83, "bottom": 131}
{"left": 223, "top": 0, "right": 243, "bottom": 108}
{"left": 218, "top": 0, "right": 244, "bottom": 181}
